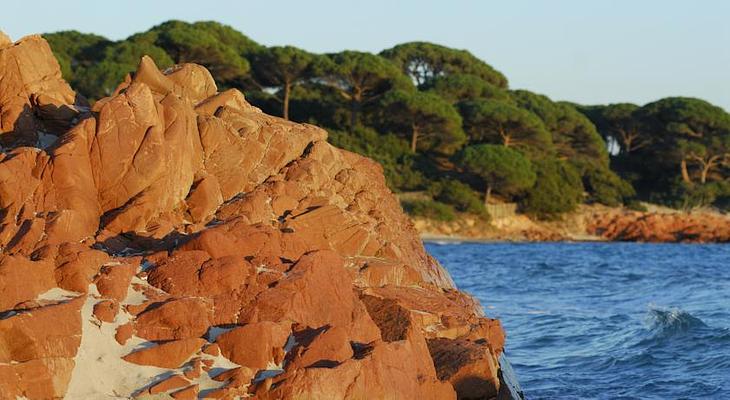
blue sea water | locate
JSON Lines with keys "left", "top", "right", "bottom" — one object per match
{"left": 426, "top": 242, "right": 730, "bottom": 400}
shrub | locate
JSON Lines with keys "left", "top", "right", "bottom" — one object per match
{"left": 401, "top": 200, "right": 456, "bottom": 222}
{"left": 521, "top": 158, "right": 583, "bottom": 219}
{"left": 654, "top": 179, "right": 730, "bottom": 211}
{"left": 582, "top": 164, "right": 636, "bottom": 206}
{"left": 428, "top": 180, "right": 487, "bottom": 216}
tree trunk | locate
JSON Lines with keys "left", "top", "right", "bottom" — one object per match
{"left": 350, "top": 89, "right": 361, "bottom": 129}
{"left": 681, "top": 159, "right": 692, "bottom": 183}
{"left": 484, "top": 185, "right": 492, "bottom": 207}
{"left": 700, "top": 164, "right": 710, "bottom": 184}
{"left": 283, "top": 82, "right": 291, "bottom": 120}
{"left": 410, "top": 124, "right": 419, "bottom": 153}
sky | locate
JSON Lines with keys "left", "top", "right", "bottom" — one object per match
{"left": 2, "top": 0, "right": 729, "bottom": 110}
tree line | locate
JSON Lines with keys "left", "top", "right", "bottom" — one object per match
{"left": 44, "top": 20, "right": 730, "bottom": 220}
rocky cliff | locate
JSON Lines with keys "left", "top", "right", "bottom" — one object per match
{"left": 0, "top": 34, "right": 515, "bottom": 399}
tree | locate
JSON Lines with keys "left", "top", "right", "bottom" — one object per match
{"left": 455, "top": 144, "right": 536, "bottom": 205}
{"left": 251, "top": 46, "right": 319, "bottom": 120}
{"left": 457, "top": 99, "right": 553, "bottom": 155}
{"left": 320, "top": 51, "right": 410, "bottom": 128}
{"left": 44, "top": 31, "right": 111, "bottom": 82}
{"left": 579, "top": 103, "right": 647, "bottom": 155}
{"left": 637, "top": 97, "right": 730, "bottom": 185}
{"left": 380, "top": 42, "right": 507, "bottom": 89}
{"left": 582, "top": 164, "right": 636, "bottom": 206}
{"left": 424, "top": 73, "right": 511, "bottom": 104}
{"left": 378, "top": 90, "right": 465, "bottom": 155}
{"left": 134, "top": 20, "right": 260, "bottom": 87}
{"left": 74, "top": 40, "right": 174, "bottom": 99}
{"left": 511, "top": 90, "right": 609, "bottom": 167}
{"left": 521, "top": 158, "right": 584, "bottom": 218}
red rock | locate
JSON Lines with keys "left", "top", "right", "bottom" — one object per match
{"left": 186, "top": 174, "right": 223, "bottom": 223}
{"left": 427, "top": 338, "right": 500, "bottom": 399}
{"left": 123, "top": 338, "right": 206, "bottom": 369}
{"left": 253, "top": 250, "right": 380, "bottom": 343}
{"left": 93, "top": 299, "right": 119, "bottom": 323}
{"left": 0, "top": 255, "right": 55, "bottom": 311}
{"left": 134, "top": 297, "right": 212, "bottom": 341}
{"left": 288, "top": 325, "right": 353, "bottom": 368}
{"left": 202, "top": 343, "right": 220, "bottom": 356}
{"left": 0, "top": 35, "right": 508, "bottom": 399}
{"left": 146, "top": 374, "right": 190, "bottom": 395}
{"left": 183, "top": 358, "right": 203, "bottom": 379}
{"left": 94, "top": 261, "right": 137, "bottom": 302}
{"left": 115, "top": 322, "right": 134, "bottom": 345}
{"left": 171, "top": 384, "right": 199, "bottom": 399}
{"left": 0, "top": 297, "right": 83, "bottom": 399}
{"left": 53, "top": 245, "right": 110, "bottom": 293}
{"left": 216, "top": 321, "right": 291, "bottom": 368}
{"left": 588, "top": 209, "right": 730, "bottom": 243}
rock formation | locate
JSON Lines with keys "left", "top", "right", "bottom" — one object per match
{"left": 0, "top": 33, "right": 516, "bottom": 399}
{"left": 587, "top": 209, "right": 730, "bottom": 243}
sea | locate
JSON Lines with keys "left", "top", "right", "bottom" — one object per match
{"left": 426, "top": 242, "right": 730, "bottom": 400}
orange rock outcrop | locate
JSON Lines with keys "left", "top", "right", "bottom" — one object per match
{"left": 0, "top": 33, "right": 510, "bottom": 399}
{"left": 588, "top": 210, "right": 730, "bottom": 243}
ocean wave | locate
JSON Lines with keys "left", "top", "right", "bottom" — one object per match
{"left": 645, "top": 306, "right": 708, "bottom": 336}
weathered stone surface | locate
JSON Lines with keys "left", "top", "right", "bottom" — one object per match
{"left": 428, "top": 338, "right": 501, "bottom": 399}
{"left": 134, "top": 298, "right": 212, "bottom": 341}
{"left": 0, "top": 297, "right": 83, "bottom": 399}
{"left": 123, "top": 338, "right": 205, "bottom": 369}
{"left": 216, "top": 321, "right": 291, "bottom": 368}
{"left": 0, "top": 35, "right": 508, "bottom": 399}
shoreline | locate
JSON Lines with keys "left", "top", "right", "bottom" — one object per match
{"left": 413, "top": 204, "right": 730, "bottom": 244}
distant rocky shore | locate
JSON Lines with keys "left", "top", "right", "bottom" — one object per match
{"left": 413, "top": 205, "right": 730, "bottom": 243}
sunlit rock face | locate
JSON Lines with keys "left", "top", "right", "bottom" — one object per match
{"left": 0, "top": 32, "right": 508, "bottom": 399}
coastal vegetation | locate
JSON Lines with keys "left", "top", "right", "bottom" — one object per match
{"left": 44, "top": 20, "right": 730, "bottom": 219}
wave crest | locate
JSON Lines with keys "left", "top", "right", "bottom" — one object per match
{"left": 646, "top": 306, "right": 707, "bottom": 336}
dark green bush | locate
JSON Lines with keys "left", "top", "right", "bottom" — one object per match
{"left": 428, "top": 180, "right": 487, "bottom": 216}
{"left": 401, "top": 200, "right": 456, "bottom": 222}
{"left": 582, "top": 164, "right": 636, "bottom": 206}
{"left": 521, "top": 158, "right": 584, "bottom": 219}
{"left": 654, "top": 179, "right": 730, "bottom": 211}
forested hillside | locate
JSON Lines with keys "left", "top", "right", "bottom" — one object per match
{"left": 44, "top": 20, "right": 730, "bottom": 220}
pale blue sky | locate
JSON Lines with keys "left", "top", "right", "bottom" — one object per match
{"left": 2, "top": 0, "right": 729, "bottom": 110}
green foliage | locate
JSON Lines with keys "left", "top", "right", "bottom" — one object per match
{"left": 428, "top": 179, "right": 487, "bottom": 216}
{"left": 521, "top": 158, "right": 584, "bottom": 218}
{"left": 511, "top": 90, "right": 609, "bottom": 167}
{"left": 41, "top": 20, "right": 730, "bottom": 217}
{"left": 624, "top": 97, "right": 730, "bottom": 193}
{"left": 43, "top": 31, "right": 110, "bottom": 82}
{"left": 401, "top": 199, "right": 456, "bottom": 222}
{"left": 327, "top": 127, "right": 425, "bottom": 191}
{"left": 652, "top": 179, "right": 730, "bottom": 211}
{"left": 75, "top": 40, "right": 174, "bottom": 99}
{"left": 582, "top": 164, "right": 636, "bottom": 206}
{"left": 134, "top": 20, "right": 260, "bottom": 86}
{"left": 319, "top": 51, "right": 410, "bottom": 127}
{"left": 457, "top": 99, "right": 553, "bottom": 156}
{"left": 380, "top": 41, "right": 507, "bottom": 89}
{"left": 250, "top": 46, "right": 319, "bottom": 119}
{"left": 455, "top": 144, "right": 536, "bottom": 201}
{"left": 424, "top": 73, "right": 510, "bottom": 103}
{"left": 578, "top": 103, "right": 645, "bottom": 154}
{"left": 376, "top": 90, "right": 465, "bottom": 155}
